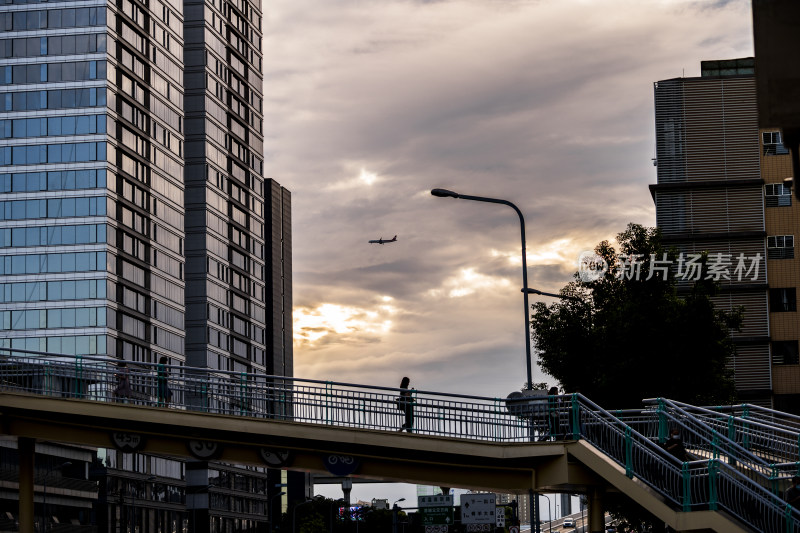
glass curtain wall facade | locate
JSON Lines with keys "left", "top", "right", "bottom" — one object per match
{"left": 183, "top": 0, "right": 291, "bottom": 528}
{"left": 0, "top": 0, "right": 294, "bottom": 528}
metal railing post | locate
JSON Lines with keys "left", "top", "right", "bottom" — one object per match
{"left": 727, "top": 416, "right": 737, "bottom": 466}
{"left": 681, "top": 462, "right": 691, "bottom": 512}
{"left": 708, "top": 459, "right": 719, "bottom": 511}
{"left": 771, "top": 464, "right": 780, "bottom": 497}
{"left": 571, "top": 394, "right": 580, "bottom": 439}
{"left": 239, "top": 372, "right": 247, "bottom": 416}
{"left": 624, "top": 426, "right": 633, "bottom": 478}
{"left": 325, "top": 382, "right": 332, "bottom": 424}
{"left": 657, "top": 398, "right": 668, "bottom": 444}
{"left": 742, "top": 404, "right": 751, "bottom": 450}
{"left": 74, "top": 354, "right": 83, "bottom": 398}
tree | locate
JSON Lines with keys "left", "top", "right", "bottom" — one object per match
{"left": 531, "top": 223, "right": 739, "bottom": 409}
{"left": 277, "top": 496, "right": 398, "bottom": 533}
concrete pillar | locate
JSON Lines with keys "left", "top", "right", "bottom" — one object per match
{"left": 588, "top": 488, "right": 604, "bottom": 533}
{"left": 18, "top": 437, "right": 35, "bottom": 533}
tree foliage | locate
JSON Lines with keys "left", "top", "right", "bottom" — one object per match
{"left": 531, "top": 223, "right": 739, "bottom": 409}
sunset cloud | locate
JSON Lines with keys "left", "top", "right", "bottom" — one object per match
{"left": 266, "top": 0, "right": 753, "bottom": 398}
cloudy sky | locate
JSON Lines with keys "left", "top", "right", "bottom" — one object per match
{"left": 263, "top": 0, "right": 753, "bottom": 501}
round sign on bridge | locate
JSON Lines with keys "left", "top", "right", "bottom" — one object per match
{"left": 509, "top": 526, "right": 520, "bottom": 533}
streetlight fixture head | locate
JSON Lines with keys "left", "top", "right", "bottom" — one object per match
{"left": 431, "top": 188, "right": 459, "bottom": 199}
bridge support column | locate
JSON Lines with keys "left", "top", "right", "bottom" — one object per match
{"left": 18, "top": 437, "right": 35, "bottom": 533}
{"left": 588, "top": 487, "right": 604, "bottom": 533}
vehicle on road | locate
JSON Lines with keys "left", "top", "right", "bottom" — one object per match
{"left": 562, "top": 518, "right": 575, "bottom": 528}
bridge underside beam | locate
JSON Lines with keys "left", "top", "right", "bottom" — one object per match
{"left": 0, "top": 394, "right": 589, "bottom": 493}
{"left": 0, "top": 393, "right": 754, "bottom": 532}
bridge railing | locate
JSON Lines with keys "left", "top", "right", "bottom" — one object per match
{"left": 0, "top": 349, "right": 548, "bottom": 442}
{"left": 574, "top": 394, "right": 800, "bottom": 532}
{"left": 676, "top": 400, "right": 800, "bottom": 466}
{"left": 2, "top": 348, "right": 800, "bottom": 532}
{"left": 710, "top": 402, "right": 800, "bottom": 433}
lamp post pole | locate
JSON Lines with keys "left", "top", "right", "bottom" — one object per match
{"left": 391, "top": 498, "right": 405, "bottom": 533}
{"left": 433, "top": 188, "right": 548, "bottom": 533}
{"left": 539, "top": 494, "right": 553, "bottom": 533}
{"left": 431, "top": 188, "right": 534, "bottom": 390}
{"left": 269, "top": 491, "right": 285, "bottom": 532}
{"left": 292, "top": 499, "right": 313, "bottom": 533}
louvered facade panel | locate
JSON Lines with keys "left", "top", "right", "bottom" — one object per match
{"left": 671, "top": 238, "right": 767, "bottom": 287}
{"left": 655, "top": 77, "right": 759, "bottom": 184}
{"left": 655, "top": 186, "right": 763, "bottom": 235}
{"left": 711, "top": 292, "right": 769, "bottom": 338}
{"left": 655, "top": 192, "right": 686, "bottom": 233}
{"left": 729, "top": 344, "right": 771, "bottom": 391}
{"left": 726, "top": 188, "right": 765, "bottom": 232}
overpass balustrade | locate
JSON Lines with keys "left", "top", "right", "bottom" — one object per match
{"left": 572, "top": 395, "right": 799, "bottom": 532}
{"left": 1, "top": 348, "right": 799, "bottom": 532}
{"left": 615, "top": 400, "right": 790, "bottom": 486}
{"left": 679, "top": 400, "right": 800, "bottom": 465}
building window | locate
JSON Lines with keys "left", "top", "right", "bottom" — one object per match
{"left": 770, "top": 288, "right": 797, "bottom": 312}
{"left": 765, "top": 183, "right": 792, "bottom": 207}
{"left": 768, "top": 235, "right": 795, "bottom": 259}
{"left": 773, "top": 341, "right": 800, "bottom": 365}
{"left": 763, "top": 131, "right": 790, "bottom": 156}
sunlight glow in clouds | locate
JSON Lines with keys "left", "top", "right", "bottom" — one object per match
{"left": 359, "top": 168, "right": 378, "bottom": 185}
{"left": 428, "top": 268, "right": 511, "bottom": 299}
{"left": 293, "top": 299, "right": 397, "bottom": 347}
{"left": 492, "top": 238, "right": 604, "bottom": 267}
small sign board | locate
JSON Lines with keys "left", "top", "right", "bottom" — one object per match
{"left": 420, "top": 505, "right": 454, "bottom": 526}
{"left": 460, "top": 494, "right": 496, "bottom": 525}
{"left": 509, "top": 526, "right": 520, "bottom": 533}
{"left": 465, "top": 525, "right": 492, "bottom": 532}
{"left": 496, "top": 510, "right": 505, "bottom": 528}
{"left": 424, "top": 526, "right": 448, "bottom": 533}
{"left": 419, "top": 495, "right": 454, "bottom": 508}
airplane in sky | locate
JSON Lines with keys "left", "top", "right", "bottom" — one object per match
{"left": 368, "top": 235, "right": 397, "bottom": 245}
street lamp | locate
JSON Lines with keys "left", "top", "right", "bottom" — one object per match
{"left": 42, "top": 461, "right": 72, "bottom": 533}
{"left": 391, "top": 498, "right": 405, "bottom": 533}
{"left": 292, "top": 498, "right": 313, "bottom": 533}
{"left": 269, "top": 491, "right": 285, "bottom": 532}
{"left": 539, "top": 494, "right": 553, "bottom": 533}
{"left": 431, "top": 188, "right": 535, "bottom": 390}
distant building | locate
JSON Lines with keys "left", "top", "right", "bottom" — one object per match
{"left": 370, "top": 498, "right": 389, "bottom": 510}
{"left": 652, "top": 57, "right": 799, "bottom": 408}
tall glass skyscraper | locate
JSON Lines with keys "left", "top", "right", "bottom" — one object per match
{"left": 0, "top": 0, "right": 293, "bottom": 529}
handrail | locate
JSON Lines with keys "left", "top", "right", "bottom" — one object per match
{"left": 1, "top": 350, "right": 799, "bottom": 532}
{"left": 653, "top": 399, "right": 800, "bottom": 467}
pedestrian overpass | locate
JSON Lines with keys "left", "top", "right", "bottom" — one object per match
{"left": 0, "top": 350, "right": 798, "bottom": 533}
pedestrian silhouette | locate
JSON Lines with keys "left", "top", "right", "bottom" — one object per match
{"left": 397, "top": 376, "right": 414, "bottom": 432}
{"left": 113, "top": 362, "right": 132, "bottom": 402}
{"left": 157, "top": 356, "right": 172, "bottom": 407}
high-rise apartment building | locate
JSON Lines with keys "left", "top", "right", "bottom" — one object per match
{"left": 652, "top": 58, "right": 798, "bottom": 408}
{"left": 0, "top": 0, "right": 293, "bottom": 528}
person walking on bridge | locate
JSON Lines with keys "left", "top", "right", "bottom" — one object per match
{"left": 397, "top": 376, "right": 415, "bottom": 433}
{"left": 157, "top": 356, "right": 172, "bottom": 407}
{"left": 786, "top": 475, "right": 800, "bottom": 507}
